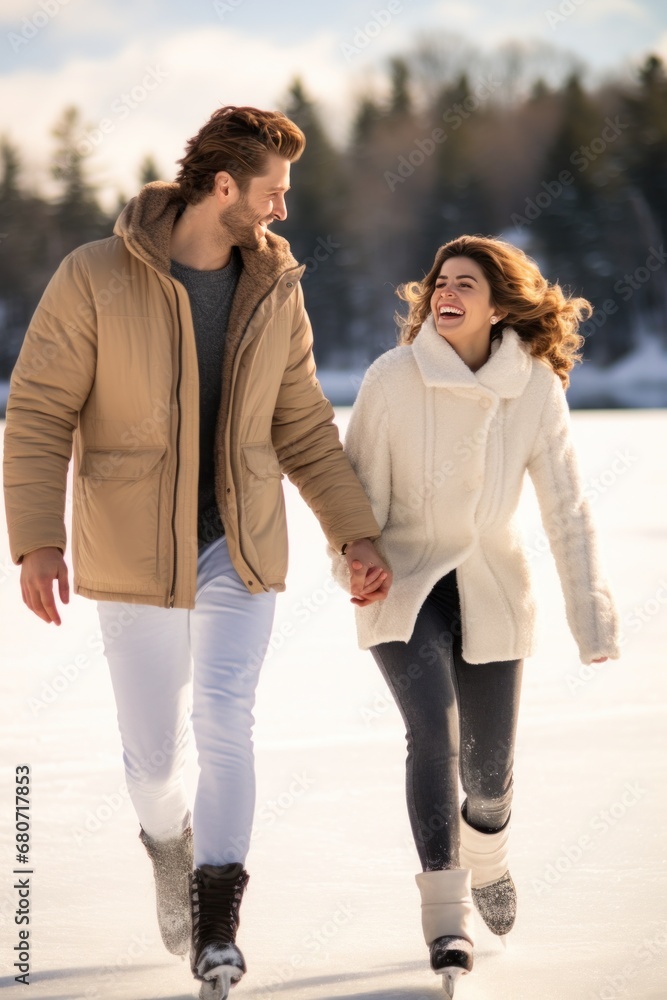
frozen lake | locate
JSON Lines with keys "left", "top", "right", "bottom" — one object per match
{"left": 1, "top": 408, "right": 666, "bottom": 1000}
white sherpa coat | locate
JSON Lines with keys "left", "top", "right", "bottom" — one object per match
{"left": 330, "top": 314, "right": 620, "bottom": 665}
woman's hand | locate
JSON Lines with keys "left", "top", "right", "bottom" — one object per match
{"left": 343, "top": 538, "right": 393, "bottom": 607}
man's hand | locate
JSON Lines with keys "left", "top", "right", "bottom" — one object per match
{"left": 343, "top": 538, "right": 392, "bottom": 607}
{"left": 20, "top": 546, "right": 69, "bottom": 625}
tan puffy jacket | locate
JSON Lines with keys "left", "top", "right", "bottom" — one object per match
{"left": 3, "top": 182, "right": 380, "bottom": 608}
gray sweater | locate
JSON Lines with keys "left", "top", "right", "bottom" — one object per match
{"left": 170, "top": 248, "right": 242, "bottom": 552}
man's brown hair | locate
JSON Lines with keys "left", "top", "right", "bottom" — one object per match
{"left": 175, "top": 105, "right": 306, "bottom": 204}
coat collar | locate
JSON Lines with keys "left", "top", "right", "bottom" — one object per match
{"left": 113, "top": 180, "right": 300, "bottom": 282}
{"left": 113, "top": 181, "right": 305, "bottom": 377}
{"left": 411, "top": 313, "right": 532, "bottom": 398}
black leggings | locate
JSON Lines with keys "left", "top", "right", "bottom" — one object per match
{"left": 369, "top": 569, "right": 523, "bottom": 872}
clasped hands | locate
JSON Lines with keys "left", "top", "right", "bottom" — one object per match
{"left": 342, "top": 537, "right": 392, "bottom": 607}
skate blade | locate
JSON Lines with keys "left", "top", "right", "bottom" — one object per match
{"left": 199, "top": 964, "right": 243, "bottom": 1000}
{"left": 441, "top": 967, "right": 466, "bottom": 997}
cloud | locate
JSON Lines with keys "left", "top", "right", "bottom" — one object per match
{"left": 576, "top": 0, "right": 651, "bottom": 24}
{"left": 0, "top": 0, "right": 55, "bottom": 21}
{"left": 0, "top": 25, "right": 349, "bottom": 209}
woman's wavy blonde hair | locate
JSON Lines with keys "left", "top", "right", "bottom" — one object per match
{"left": 396, "top": 235, "right": 591, "bottom": 388}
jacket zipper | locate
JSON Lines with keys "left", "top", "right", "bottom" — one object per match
{"left": 224, "top": 267, "right": 302, "bottom": 585}
{"left": 169, "top": 284, "right": 183, "bottom": 607}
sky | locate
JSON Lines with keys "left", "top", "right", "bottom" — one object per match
{"left": 1, "top": 0, "right": 666, "bottom": 208}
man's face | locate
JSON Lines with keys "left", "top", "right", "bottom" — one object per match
{"left": 219, "top": 154, "right": 291, "bottom": 249}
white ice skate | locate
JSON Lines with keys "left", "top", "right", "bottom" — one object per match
{"left": 415, "top": 870, "right": 475, "bottom": 996}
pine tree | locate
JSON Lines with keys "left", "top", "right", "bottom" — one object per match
{"left": 0, "top": 138, "right": 52, "bottom": 376}
{"left": 279, "top": 78, "right": 351, "bottom": 364}
{"left": 50, "top": 106, "right": 108, "bottom": 256}
{"left": 527, "top": 75, "right": 635, "bottom": 363}
{"left": 139, "top": 154, "right": 161, "bottom": 186}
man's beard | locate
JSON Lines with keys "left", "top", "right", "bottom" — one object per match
{"left": 219, "top": 197, "right": 268, "bottom": 250}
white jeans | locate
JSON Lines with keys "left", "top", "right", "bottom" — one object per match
{"left": 96, "top": 534, "right": 276, "bottom": 867}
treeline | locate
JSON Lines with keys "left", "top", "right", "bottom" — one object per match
{"left": 1, "top": 42, "right": 667, "bottom": 377}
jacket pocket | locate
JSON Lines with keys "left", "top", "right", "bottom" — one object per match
{"left": 75, "top": 446, "right": 167, "bottom": 591}
{"left": 240, "top": 442, "right": 287, "bottom": 583}
{"left": 241, "top": 443, "right": 284, "bottom": 480}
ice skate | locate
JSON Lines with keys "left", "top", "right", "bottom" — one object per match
{"left": 430, "top": 934, "right": 474, "bottom": 996}
{"left": 459, "top": 806, "right": 516, "bottom": 936}
{"left": 139, "top": 822, "right": 193, "bottom": 956}
{"left": 190, "top": 862, "right": 249, "bottom": 1000}
{"left": 416, "top": 869, "right": 475, "bottom": 995}
{"left": 472, "top": 870, "right": 516, "bottom": 936}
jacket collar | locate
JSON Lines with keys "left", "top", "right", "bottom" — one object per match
{"left": 113, "top": 180, "right": 301, "bottom": 285}
{"left": 411, "top": 313, "right": 532, "bottom": 398}
{"left": 113, "top": 180, "right": 304, "bottom": 356}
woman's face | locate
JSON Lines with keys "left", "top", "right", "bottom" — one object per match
{"left": 430, "top": 256, "right": 499, "bottom": 343}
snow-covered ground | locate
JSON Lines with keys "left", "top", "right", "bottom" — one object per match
{"left": 1, "top": 409, "right": 666, "bottom": 1000}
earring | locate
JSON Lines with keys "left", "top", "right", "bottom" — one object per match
{"left": 490, "top": 317, "right": 498, "bottom": 325}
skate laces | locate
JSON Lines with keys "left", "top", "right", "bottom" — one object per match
{"left": 191, "top": 863, "right": 249, "bottom": 953}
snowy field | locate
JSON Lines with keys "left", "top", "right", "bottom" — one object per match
{"left": 1, "top": 408, "right": 666, "bottom": 1000}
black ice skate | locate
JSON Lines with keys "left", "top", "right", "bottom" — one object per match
{"left": 139, "top": 823, "right": 193, "bottom": 956}
{"left": 430, "top": 935, "right": 474, "bottom": 998}
{"left": 189, "top": 862, "right": 250, "bottom": 1000}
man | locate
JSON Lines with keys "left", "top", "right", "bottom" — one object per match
{"left": 3, "top": 105, "right": 391, "bottom": 1000}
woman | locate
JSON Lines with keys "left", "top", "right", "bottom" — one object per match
{"left": 331, "top": 235, "right": 620, "bottom": 996}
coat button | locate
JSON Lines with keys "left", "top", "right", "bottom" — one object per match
{"left": 286, "top": 281, "right": 293, "bottom": 287}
